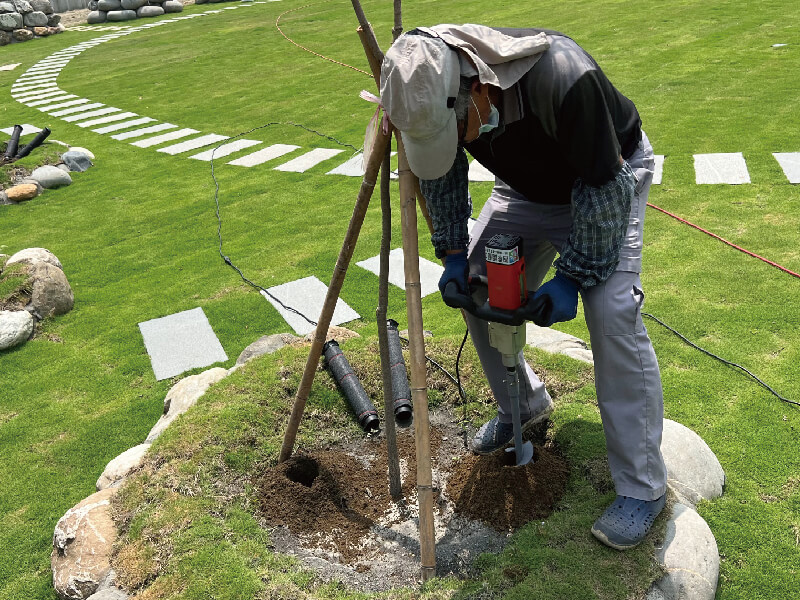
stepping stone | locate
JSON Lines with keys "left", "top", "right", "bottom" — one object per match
{"left": 16, "top": 75, "right": 58, "bottom": 83}
{"left": 138, "top": 307, "right": 228, "bottom": 381}
{"left": 653, "top": 154, "right": 665, "bottom": 185}
{"left": 526, "top": 322, "right": 594, "bottom": 364}
{"left": 661, "top": 419, "right": 725, "bottom": 506}
{"left": 773, "top": 153, "right": 800, "bottom": 184}
{"left": 21, "top": 92, "right": 72, "bottom": 104}
{"left": 0, "top": 63, "right": 21, "bottom": 71}
{"left": 111, "top": 122, "right": 177, "bottom": 140}
{"left": 131, "top": 128, "right": 199, "bottom": 148}
{"left": 76, "top": 112, "right": 138, "bottom": 128}
{"left": 468, "top": 159, "right": 494, "bottom": 182}
{"left": 228, "top": 144, "right": 299, "bottom": 167}
{"left": 49, "top": 103, "right": 105, "bottom": 117}
{"left": 356, "top": 248, "right": 443, "bottom": 298}
{"left": 12, "top": 82, "right": 58, "bottom": 93}
{"left": 274, "top": 148, "right": 343, "bottom": 172}
{"left": 261, "top": 275, "right": 360, "bottom": 336}
{"left": 0, "top": 124, "right": 42, "bottom": 136}
{"left": 189, "top": 139, "right": 262, "bottom": 161}
{"left": 94, "top": 117, "right": 156, "bottom": 134}
{"left": 12, "top": 89, "right": 64, "bottom": 101}
{"left": 38, "top": 99, "right": 91, "bottom": 111}
{"left": 326, "top": 152, "right": 365, "bottom": 177}
{"left": 694, "top": 153, "right": 750, "bottom": 184}
{"left": 62, "top": 107, "right": 121, "bottom": 123}
{"left": 156, "top": 133, "right": 230, "bottom": 155}
{"left": 26, "top": 96, "right": 77, "bottom": 107}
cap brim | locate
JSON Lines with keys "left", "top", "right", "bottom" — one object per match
{"left": 401, "top": 111, "right": 458, "bottom": 181}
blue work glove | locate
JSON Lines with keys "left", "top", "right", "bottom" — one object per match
{"left": 532, "top": 271, "right": 580, "bottom": 327}
{"left": 438, "top": 250, "right": 469, "bottom": 299}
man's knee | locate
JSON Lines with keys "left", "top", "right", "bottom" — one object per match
{"left": 583, "top": 271, "right": 645, "bottom": 336}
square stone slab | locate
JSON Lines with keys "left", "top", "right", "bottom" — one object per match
{"left": 694, "top": 153, "right": 751, "bottom": 184}
{"left": 139, "top": 307, "right": 228, "bottom": 381}
{"left": 773, "top": 153, "right": 800, "bottom": 184}
{"left": 262, "top": 276, "right": 360, "bottom": 336}
{"left": 1, "top": 124, "right": 42, "bottom": 136}
{"left": 356, "top": 248, "right": 443, "bottom": 298}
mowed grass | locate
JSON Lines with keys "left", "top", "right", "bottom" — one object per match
{"left": 0, "top": 0, "right": 798, "bottom": 598}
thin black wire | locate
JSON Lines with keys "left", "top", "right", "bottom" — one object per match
{"left": 643, "top": 313, "right": 799, "bottom": 407}
{"left": 211, "top": 122, "right": 360, "bottom": 327}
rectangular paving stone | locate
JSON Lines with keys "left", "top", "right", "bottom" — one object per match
{"left": 131, "top": 128, "right": 200, "bottom": 148}
{"left": 694, "top": 153, "right": 751, "bottom": 184}
{"left": 0, "top": 63, "right": 21, "bottom": 71}
{"left": 49, "top": 102, "right": 105, "bottom": 117}
{"left": 653, "top": 155, "right": 665, "bottom": 185}
{"left": 356, "top": 248, "right": 443, "bottom": 298}
{"left": 262, "top": 276, "right": 360, "bottom": 336}
{"left": 16, "top": 75, "right": 58, "bottom": 83}
{"left": 228, "top": 144, "right": 299, "bottom": 167}
{"left": 12, "top": 88, "right": 63, "bottom": 101}
{"left": 1, "top": 124, "right": 42, "bottom": 136}
{"left": 38, "top": 98, "right": 91, "bottom": 111}
{"left": 157, "top": 133, "right": 230, "bottom": 155}
{"left": 326, "top": 152, "right": 364, "bottom": 176}
{"left": 189, "top": 139, "right": 262, "bottom": 161}
{"left": 26, "top": 95, "right": 76, "bottom": 107}
{"left": 274, "top": 148, "right": 343, "bottom": 172}
{"left": 76, "top": 111, "right": 138, "bottom": 128}
{"left": 111, "top": 122, "right": 177, "bottom": 140}
{"left": 93, "top": 117, "right": 157, "bottom": 134}
{"left": 773, "top": 153, "right": 800, "bottom": 184}
{"left": 62, "top": 107, "right": 121, "bottom": 123}
{"left": 18, "top": 90, "right": 69, "bottom": 102}
{"left": 138, "top": 307, "right": 228, "bottom": 381}
{"left": 468, "top": 159, "right": 494, "bottom": 182}
{"left": 12, "top": 83, "right": 58, "bottom": 94}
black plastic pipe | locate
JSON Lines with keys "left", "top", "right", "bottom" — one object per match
{"left": 386, "top": 319, "right": 413, "bottom": 427}
{"left": 14, "top": 127, "right": 51, "bottom": 160}
{"left": 4, "top": 125, "right": 23, "bottom": 161}
{"left": 323, "top": 340, "right": 380, "bottom": 433}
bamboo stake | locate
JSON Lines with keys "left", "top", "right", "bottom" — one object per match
{"left": 278, "top": 126, "right": 391, "bottom": 463}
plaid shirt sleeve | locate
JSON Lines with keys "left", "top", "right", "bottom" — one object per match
{"left": 418, "top": 147, "right": 473, "bottom": 259}
{"left": 554, "top": 161, "right": 637, "bottom": 288}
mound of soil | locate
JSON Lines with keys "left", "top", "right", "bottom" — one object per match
{"left": 256, "top": 411, "right": 568, "bottom": 588}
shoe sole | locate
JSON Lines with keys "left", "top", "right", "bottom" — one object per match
{"left": 590, "top": 525, "right": 642, "bottom": 551}
{"left": 474, "top": 402, "right": 555, "bottom": 456}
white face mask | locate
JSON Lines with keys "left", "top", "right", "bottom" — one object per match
{"left": 472, "top": 95, "right": 500, "bottom": 135}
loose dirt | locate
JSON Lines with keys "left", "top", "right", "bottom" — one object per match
{"left": 256, "top": 409, "right": 568, "bottom": 591}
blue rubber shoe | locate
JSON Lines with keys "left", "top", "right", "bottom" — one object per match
{"left": 470, "top": 401, "right": 554, "bottom": 455}
{"left": 591, "top": 494, "right": 666, "bottom": 550}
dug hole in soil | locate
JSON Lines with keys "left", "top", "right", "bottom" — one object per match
{"left": 257, "top": 409, "right": 568, "bottom": 591}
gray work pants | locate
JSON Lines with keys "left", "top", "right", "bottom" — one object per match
{"left": 465, "top": 132, "right": 667, "bottom": 500}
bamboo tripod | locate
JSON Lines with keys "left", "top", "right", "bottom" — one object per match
{"left": 278, "top": 0, "right": 438, "bottom": 582}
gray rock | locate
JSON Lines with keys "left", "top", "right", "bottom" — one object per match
{"left": 120, "top": 0, "right": 143, "bottom": 9}
{"left": 236, "top": 333, "right": 299, "bottom": 365}
{"left": 29, "top": 0, "right": 51, "bottom": 13}
{"left": 12, "top": 27, "right": 33, "bottom": 41}
{"left": 46, "top": 12, "right": 59, "bottom": 25}
{"left": 0, "top": 310, "right": 34, "bottom": 350}
{"left": 30, "top": 165, "right": 72, "bottom": 189}
{"left": 86, "top": 571, "right": 129, "bottom": 600}
{"left": 136, "top": 5, "right": 162, "bottom": 17}
{"left": 0, "top": 30, "right": 10, "bottom": 45}
{"left": 13, "top": 0, "right": 31, "bottom": 13}
{"left": 0, "top": 190, "right": 11, "bottom": 204}
{"left": 61, "top": 151, "right": 93, "bottom": 172}
{"left": 105, "top": 9, "right": 136, "bottom": 20}
{"left": 146, "top": 367, "right": 229, "bottom": 442}
{"left": 6, "top": 247, "right": 62, "bottom": 270}
{"left": 661, "top": 419, "right": 725, "bottom": 506}
{"left": 27, "top": 261, "right": 74, "bottom": 318}
{"left": 526, "top": 322, "right": 594, "bottom": 364}
{"left": 56, "top": 163, "right": 71, "bottom": 173}
{"left": 23, "top": 10, "right": 48, "bottom": 26}
{"left": 96, "top": 0, "right": 119, "bottom": 9}
{"left": 15, "top": 178, "right": 43, "bottom": 195}
{"left": 0, "top": 2, "right": 15, "bottom": 12}
{"left": 194, "top": 0, "right": 208, "bottom": 4}
{"left": 68, "top": 147, "right": 95, "bottom": 160}
{"left": 96, "top": 443, "right": 150, "bottom": 490}
{"left": 87, "top": 0, "right": 97, "bottom": 8}
{"left": 162, "top": 0, "right": 181, "bottom": 12}
{"left": 0, "top": 12, "right": 22, "bottom": 30}
{"left": 86, "top": 10, "right": 105, "bottom": 23}
{"left": 648, "top": 503, "right": 719, "bottom": 600}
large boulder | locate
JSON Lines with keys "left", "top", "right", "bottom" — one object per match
{"left": 27, "top": 261, "right": 74, "bottom": 318}
{"left": 661, "top": 419, "right": 725, "bottom": 506}
{"left": 12, "top": 27, "right": 33, "bottom": 41}
{"left": 6, "top": 247, "right": 63, "bottom": 270}
{"left": 23, "top": 9, "right": 48, "bottom": 26}
{"left": 136, "top": 5, "right": 163, "bottom": 17}
{"left": 146, "top": 367, "right": 230, "bottom": 442}
{"left": 86, "top": 10, "right": 105, "bottom": 23}
{"left": 0, "top": 2, "right": 16, "bottom": 12}
{"left": 34, "top": 25, "right": 50, "bottom": 35}
{"left": 0, "top": 310, "right": 34, "bottom": 350}
{"left": 96, "top": 443, "right": 150, "bottom": 491}
{"left": 47, "top": 12, "right": 59, "bottom": 25}
{"left": 96, "top": 0, "right": 120, "bottom": 9}
{"left": 162, "top": 0, "right": 182, "bottom": 12}
{"left": 105, "top": 9, "right": 136, "bottom": 21}
{"left": 52, "top": 488, "right": 119, "bottom": 600}
{"left": 30, "top": 0, "right": 52, "bottom": 12}
{"left": 120, "top": 0, "right": 144, "bottom": 9}
{"left": 13, "top": 0, "right": 32, "bottom": 13}
{"left": 60, "top": 151, "right": 93, "bottom": 173}
{"left": 648, "top": 503, "right": 720, "bottom": 600}
{"left": 5, "top": 183, "right": 39, "bottom": 202}
{"left": 0, "top": 12, "right": 23, "bottom": 30}
{"left": 30, "top": 165, "right": 72, "bottom": 189}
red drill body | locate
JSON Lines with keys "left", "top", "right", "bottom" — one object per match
{"left": 485, "top": 234, "right": 527, "bottom": 311}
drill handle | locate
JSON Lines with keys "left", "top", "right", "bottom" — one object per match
{"left": 442, "top": 281, "right": 553, "bottom": 327}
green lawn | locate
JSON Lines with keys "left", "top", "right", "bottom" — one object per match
{"left": 1, "top": 0, "right": 799, "bottom": 598}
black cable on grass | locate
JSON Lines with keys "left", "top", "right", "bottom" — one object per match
{"left": 643, "top": 313, "right": 799, "bottom": 408}
{"left": 211, "top": 122, "right": 360, "bottom": 327}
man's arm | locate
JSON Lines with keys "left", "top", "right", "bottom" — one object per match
{"left": 419, "top": 147, "right": 473, "bottom": 258}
